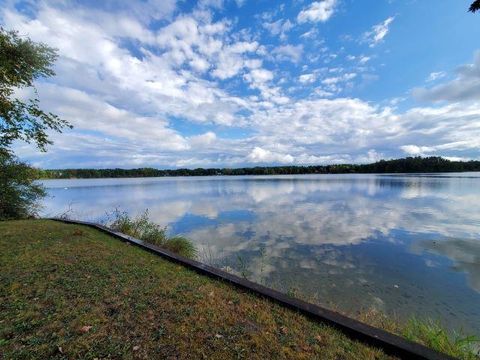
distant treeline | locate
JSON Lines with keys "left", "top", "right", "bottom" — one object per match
{"left": 39, "top": 157, "right": 480, "bottom": 179}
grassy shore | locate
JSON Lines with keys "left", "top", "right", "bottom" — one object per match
{"left": 0, "top": 220, "right": 395, "bottom": 359}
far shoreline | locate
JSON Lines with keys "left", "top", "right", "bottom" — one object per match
{"left": 38, "top": 171, "right": 480, "bottom": 182}
{"left": 37, "top": 156, "right": 480, "bottom": 180}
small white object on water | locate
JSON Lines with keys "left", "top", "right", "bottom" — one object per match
{"left": 394, "top": 284, "right": 399, "bottom": 288}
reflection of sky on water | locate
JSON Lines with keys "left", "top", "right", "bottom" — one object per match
{"left": 40, "top": 174, "right": 480, "bottom": 334}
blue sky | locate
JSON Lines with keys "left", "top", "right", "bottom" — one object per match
{"left": 2, "top": 0, "right": 480, "bottom": 168}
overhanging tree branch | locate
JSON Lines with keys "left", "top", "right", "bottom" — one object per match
{"left": 470, "top": 0, "right": 480, "bottom": 13}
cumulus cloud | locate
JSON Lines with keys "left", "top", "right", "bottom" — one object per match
{"left": 2, "top": 0, "right": 480, "bottom": 168}
{"left": 247, "top": 147, "right": 294, "bottom": 163}
{"left": 198, "top": 0, "right": 224, "bottom": 10}
{"left": 400, "top": 145, "right": 434, "bottom": 156}
{"left": 321, "top": 72, "right": 357, "bottom": 93}
{"left": 272, "top": 44, "right": 303, "bottom": 63}
{"left": 2, "top": 3, "right": 254, "bottom": 129}
{"left": 362, "top": 17, "right": 395, "bottom": 47}
{"left": 299, "top": 73, "right": 316, "bottom": 84}
{"left": 189, "top": 132, "right": 217, "bottom": 147}
{"left": 297, "top": 0, "right": 337, "bottom": 23}
{"left": 263, "top": 19, "right": 293, "bottom": 40}
{"left": 245, "top": 68, "right": 274, "bottom": 83}
{"left": 212, "top": 41, "right": 259, "bottom": 79}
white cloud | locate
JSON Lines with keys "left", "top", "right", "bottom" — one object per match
{"left": 400, "top": 145, "right": 435, "bottom": 156}
{"left": 190, "top": 57, "right": 210, "bottom": 72}
{"left": 359, "top": 56, "right": 370, "bottom": 64}
{"left": 189, "top": 132, "right": 217, "bottom": 147}
{"left": 198, "top": 0, "right": 224, "bottom": 10}
{"left": 244, "top": 59, "right": 263, "bottom": 69}
{"left": 36, "top": 83, "right": 189, "bottom": 150}
{"left": 263, "top": 19, "right": 293, "bottom": 40}
{"left": 2, "top": 2, "right": 264, "bottom": 130}
{"left": 299, "top": 73, "right": 316, "bottom": 83}
{"left": 245, "top": 68, "right": 274, "bottom": 83}
{"left": 322, "top": 73, "right": 356, "bottom": 85}
{"left": 414, "top": 52, "right": 480, "bottom": 103}
{"left": 247, "top": 147, "right": 294, "bottom": 163}
{"left": 297, "top": 0, "right": 337, "bottom": 23}
{"left": 300, "top": 28, "right": 319, "bottom": 39}
{"left": 88, "top": 0, "right": 177, "bottom": 22}
{"left": 320, "top": 72, "right": 357, "bottom": 93}
{"left": 272, "top": 44, "right": 303, "bottom": 63}
{"left": 211, "top": 41, "right": 259, "bottom": 79}
{"left": 363, "top": 17, "right": 395, "bottom": 47}
{"left": 427, "top": 71, "right": 446, "bottom": 82}
{"left": 3, "top": 0, "right": 480, "bottom": 168}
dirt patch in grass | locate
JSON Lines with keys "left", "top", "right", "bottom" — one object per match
{"left": 0, "top": 220, "right": 394, "bottom": 359}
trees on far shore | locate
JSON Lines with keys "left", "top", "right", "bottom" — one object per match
{"left": 40, "top": 157, "right": 480, "bottom": 179}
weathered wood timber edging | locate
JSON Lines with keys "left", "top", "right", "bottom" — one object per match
{"left": 50, "top": 218, "right": 456, "bottom": 360}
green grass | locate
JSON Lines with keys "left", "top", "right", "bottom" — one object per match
{"left": 0, "top": 220, "right": 394, "bottom": 360}
{"left": 403, "top": 318, "right": 479, "bottom": 360}
{"left": 355, "top": 309, "right": 479, "bottom": 359}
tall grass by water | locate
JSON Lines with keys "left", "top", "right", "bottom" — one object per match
{"left": 227, "top": 255, "right": 480, "bottom": 359}
{"left": 107, "top": 209, "right": 197, "bottom": 259}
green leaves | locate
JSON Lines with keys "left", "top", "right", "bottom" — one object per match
{"left": 0, "top": 27, "right": 71, "bottom": 154}
{"left": 470, "top": 1, "right": 480, "bottom": 13}
{"left": 0, "top": 28, "right": 70, "bottom": 219}
{"left": 0, "top": 152, "right": 46, "bottom": 220}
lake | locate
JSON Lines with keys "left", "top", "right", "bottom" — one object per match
{"left": 40, "top": 173, "right": 480, "bottom": 334}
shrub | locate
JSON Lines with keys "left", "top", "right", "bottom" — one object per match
{"left": 108, "top": 209, "right": 196, "bottom": 259}
{"left": 0, "top": 152, "right": 45, "bottom": 220}
{"left": 163, "top": 235, "right": 197, "bottom": 259}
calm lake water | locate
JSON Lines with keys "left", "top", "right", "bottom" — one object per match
{"left": 40, "top": 173, "right": 480, "bottom": 334}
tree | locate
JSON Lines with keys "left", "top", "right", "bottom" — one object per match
{"left": 470, "top": 0, "right": 480, "bottom": 12}
{"left": 0, "top": 151, "right": 45, "bottom": 220}
{"left": 0, "top": 28, "right": 70, "bottom": 219}
{"left": 0, "top": 28, "right": 71, "bottom": 153}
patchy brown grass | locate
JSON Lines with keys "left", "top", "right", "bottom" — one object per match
{"left": 0, "top": 220, "right": 395, "bottom": 359}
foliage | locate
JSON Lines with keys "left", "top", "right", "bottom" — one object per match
{"left": 354, "top": 309, "right": 479, "bottom": 359}
{"left": 470, "top": 0, "right": 480, "bottom": 13}
{"left": 403, "top": 318, "right": 479, "bottom": 359}
{"left": 40, "top": 156, "right": 480, "bottom": 179}
{"left": 0, "top": 151, "right": 45, "bottom": 220}
{"left": 0, "top": 28, "right": 70, "bottom": 220}
{"left": 108, "top": 209, "right": 197, "bottom": 259}
{"left": 109, "top": 209, "right": 168, "bottom": 242}
{"left": 163, "top": 235, "right": 197, "bottom": 260}
{"left": 0, "top": 28, "right": 71, "bottom": 153}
